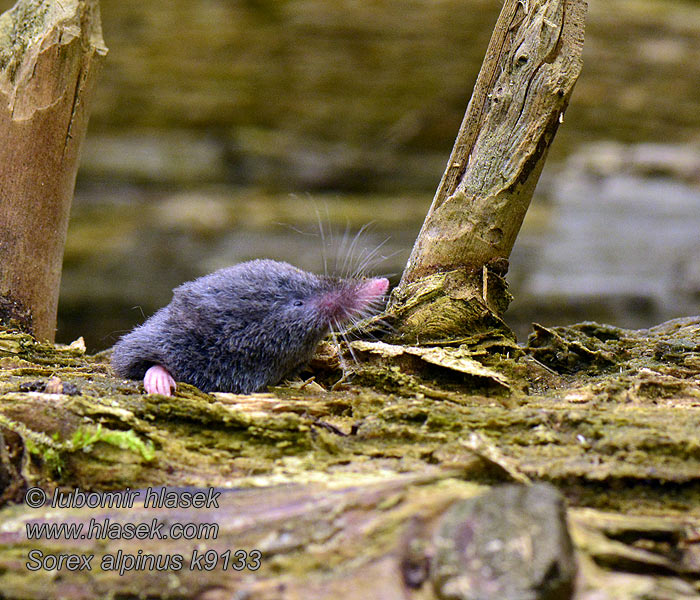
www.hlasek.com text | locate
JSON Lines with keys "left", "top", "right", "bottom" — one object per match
{"left": 26, "top": 516, "right": 218, "bottom": 541}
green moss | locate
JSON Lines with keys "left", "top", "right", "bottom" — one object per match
{"left": 24, "top": 436, "right": 64, "bottom": 477}
{"left": 70, "top": 424, "right": 155, "bottom": 461}
{"left": 1, "top": 319, "right": 700, "bottom": 510}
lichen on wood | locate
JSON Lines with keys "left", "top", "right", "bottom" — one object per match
{"left": 2, "top": 318, "right": 700, "bottom": 507}
{"left": 388, "top": 0, "right": 586, "bottom": 344}
{"left": 2, "top": 316, "right": 700, "bottom": 597}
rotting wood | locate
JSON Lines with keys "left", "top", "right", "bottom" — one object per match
{"left": 0, "top": 0, "right": 107, "bottom": 342}
{"left": 0, "top": 481, "right": 582, "bottom": 600}
{"left": 1, "top": 317, "right": 700, "bottom": 598}
{"left": 1, "top": 318, "right": 700, "bottom": 510}
{"left": 388, "top": 0, "right": 586, "bottom": 344}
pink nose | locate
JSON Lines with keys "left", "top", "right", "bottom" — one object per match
{"left": 352, "top": 277, "right": 390, "bottom": 311}
{"left": 366, "top": 277, "right": 389, "bottom": 297}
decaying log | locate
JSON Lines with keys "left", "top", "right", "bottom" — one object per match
{"left": 0, "top": 0, "right": 107, "bottom": 342}
{"left": 388, "top": 0, "right": 586, "bottom": 343}
{"left": 2, "top": 318, "right": 700, "bottom": 598}
{"left": 0, "top": 479, "right": 577, "bottom": 600}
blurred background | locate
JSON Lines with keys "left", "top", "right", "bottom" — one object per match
{"left": 3, "top": 0, "right": 699, "bottom": 350}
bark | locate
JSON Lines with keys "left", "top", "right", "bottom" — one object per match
{"left": 0, "top": 481, "right": 576, "bottom": 600}
{"left": 0, "top": 0, "right": 107, "bottom": 342}
{"left": 1, "top": 317, "right": 700, "bottom": 598}
{"left": 388, "top": 0, "right": 586, "bottom": 343}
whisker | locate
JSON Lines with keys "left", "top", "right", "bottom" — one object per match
{"left": 275, "top": 222, "right": 317, "bottom": 237}
{"left": 326, "top": 203, "right": 335, "bottom": 276}
{"left": 328, "top": 327, "right": 348, "bottom": 378}
{"left": 335, "top": 220, "right": 351, "bottom": 276}
{"left": 314, "top": 204, "right": 329, "bottom": 278}
{"left": 338, "top": 324, "right": 355, "bottom": 363}
{"left": 345, "top": 222, "right": 375, "bottom": 278}
{"left": 351, "top": 237, "right": 392, "bottom": 278}
{"left": 131, "top": 305, "right": 147, "bottom": 320}
{"left": 337, "top": 222, "right": 367, "bottom": 279}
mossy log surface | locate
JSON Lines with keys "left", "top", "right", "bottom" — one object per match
{"left": 1, "top": 317, "right": 699, "bottom": 598}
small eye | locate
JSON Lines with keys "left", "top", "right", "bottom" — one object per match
{"left": 293, "top": 300, "right": 304, "bottom": 307}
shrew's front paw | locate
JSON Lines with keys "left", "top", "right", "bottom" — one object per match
{"left": 144, "top": 365, "right": 176, "bottom": 396}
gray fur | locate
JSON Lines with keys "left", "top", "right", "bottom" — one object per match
{"left": 111, "top": 259, "right": 380, "bottom": 394}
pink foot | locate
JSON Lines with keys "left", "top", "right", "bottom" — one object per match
{"left": 144, "top": 365, "right": 176, "bottom": 396}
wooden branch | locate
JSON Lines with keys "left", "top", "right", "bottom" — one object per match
{"left": 388, "top": 0, "right": 586, "bottom": 343}
{"left": 0, "top": 0, "right": 107, "bottom": 342}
